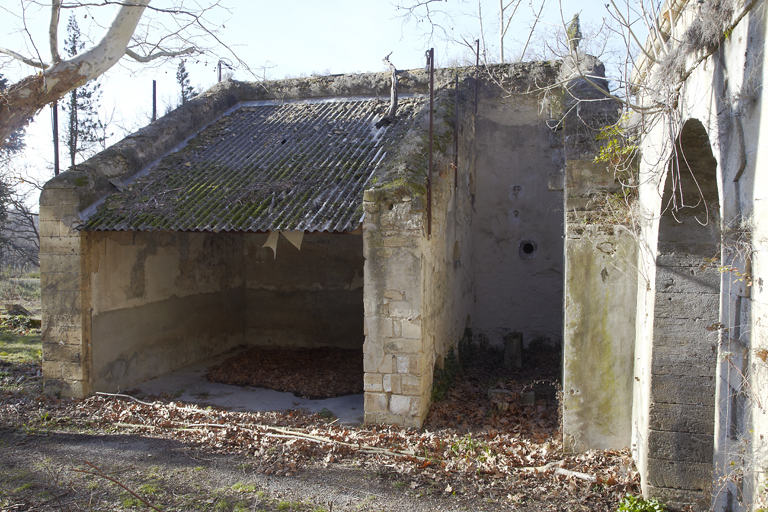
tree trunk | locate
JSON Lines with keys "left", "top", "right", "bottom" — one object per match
{"left": 0, "top": 0, "right": 150, "bottom": 147}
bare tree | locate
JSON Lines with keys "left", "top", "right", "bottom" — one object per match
{"left": 0, "top": 0, "right": 235, "bottom": 148}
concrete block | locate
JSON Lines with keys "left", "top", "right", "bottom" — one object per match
{"left": 401, "top": 319, "right": 421, "bottom": 339}
{"left": 652, "top": 318, "right": 719, "bottom": 349}
{"left": 39, "top": 253, "right": 83, "bottom": 274}
{"left": 648, "top": 430, "right": 714, "bottom": 464}
{"left": 654, "top": 292, "right": 720, "bottom": 320}
{"left": 646, "top": 485, "right": 710, "bottom": 512}
{"left": 383, "top": 374, "right": 402, "bottom": 394}
{"left": 651, "top": 357, "right": 717, "bottom": 377}
{"left": 647, "top": 458, "right": 713, "bottom": 491}
{"left": 655, "top": 266, "right": 720, "bottom": 294}
{"left": 364, "top": 392, "right": 389, "bottom": 413}
{"left": 42, "top": 342, "right": 82, "bottom": 364}
{"left": 383, "top": 338, "right": 421, "bottom": 354}
{"left": 58, "top": 361, "right": 85, "bottom": 381}
{"left": 649, "top": 403, "right": 715, "bottom": 435}
{"left": 401, "top": 374, "right": 421, "bottom": 395}
{"left": 652, "top": 374, "right": 716, "bottom": 406}
{"left": 39, "top": 234, "right": 83, "bottom": 254}
{"left": 656, "top": 250, "right": 720, "bottom": 267}
{"left": 42, "top": 360, "right": 63, "bottom": 379}
{"left": 364, "top": 373, "right": 383, "bottom": 392}
{"left": 363, "top": 339, "right": 384, "bottom": 372}
{"left": 44, "top": 378, "right": 87, "bottom": 398}
{"left": 390, "top": 394, "right": 413, "bottom": 416}
{"left": 388, "top": 301, "right": 416, "bottom": 318}
{"left": 396, "top": 355, "right": 419, "bottom": 374}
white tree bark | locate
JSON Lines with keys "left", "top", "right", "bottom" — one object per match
{"left": 0, "top": 0, "right": 151, "bottom": 147}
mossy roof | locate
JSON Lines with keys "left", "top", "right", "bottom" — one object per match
{"left": 80, "top": 96, "right": 425, "bottom": 233}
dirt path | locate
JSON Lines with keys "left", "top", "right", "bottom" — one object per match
{"left": 0, "top": 426, "right": 517, "bottom": 511}
{"left": 1, "top": 347, "right": 639, "bottom": 512}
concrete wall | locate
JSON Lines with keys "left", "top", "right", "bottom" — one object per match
{"left": 242, "top": 233, "right": 364, "bottom": 349}
{"left": 632, "top": 2, "right": 768, "bottom": 510}
{"left": 42, "top": 225, "right": 365, "bottom": 394}
{"left": 472, "top": 90, "right": 564, "bottom": 348}
{"left": 88, "top": 231, "right": 244, "bottom": 391}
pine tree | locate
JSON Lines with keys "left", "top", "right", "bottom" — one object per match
{"left": 176, "top": 59, "right": 196, "bottom": 105}
{"left": 0, "top": 74, "right": 24, "bottom": 158}
{"left": 62, "top": 15, "right": 106, "bottom": 168}
{"left": 566, "top": 13, "right": 582, "bottom": 52}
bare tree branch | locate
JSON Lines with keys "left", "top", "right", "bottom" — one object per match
{"left": 125, "top": 46, "right": 196, "bottom": 62}
{"left": 50, "top": 0, "right": 63, "bottom": 64}
{"left": 0, "top": 47, "right": 47, "bottom": 69}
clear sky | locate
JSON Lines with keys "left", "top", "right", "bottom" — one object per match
{"left": 0, "top": 0, "right": 620, "bottom": 204}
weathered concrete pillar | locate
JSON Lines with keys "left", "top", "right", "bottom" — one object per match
{"left": 362, "top": 189, "right": 430, "bottom": 427}
{"left": 39, "top": 177, "right": 91, "bottom": 397}
{"left": 562, "top": 160, "right": 638, "bottom": 452}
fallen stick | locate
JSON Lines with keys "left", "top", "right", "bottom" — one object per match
{"left": 555, "top": 468, "right": 597, "bottom": 482}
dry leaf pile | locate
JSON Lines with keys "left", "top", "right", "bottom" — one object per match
{"left": 0, "top": 349, "right": 640, "bottom": 511}
{"left": 206, "top": 347, "right": 363, "bottom": 399}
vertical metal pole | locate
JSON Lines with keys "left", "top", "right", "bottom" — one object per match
{"left": 51, "top": 101, "right": 59, "bottom": 176}
{"left": 454, "top": 72, "right": 459, "bottom": 190}
{"left": 152, "top": 80, "right": 157, "bottom": 122}
{"left": 218, "top": 60, "right": 222, "bottom": 82}
{"left": 427, "top": 48, "right": 434, "bottom": 238}
{"left": 475, "top": 39, "right": 480, "bottom": 114}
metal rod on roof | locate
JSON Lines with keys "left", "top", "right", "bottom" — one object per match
{"left": 454, "top": 72, "right": 459, "bottom": 190}
{"left": 474, "top": 40, "right": 480, "bottom": 114}
{"left": 152, "top": 80, "right": 157, "bottom": 122}
{"left": 51, "top": 101, "right": 59, "bottom": 176}
{"left": 427, "top": 48, "right": 434, "bottom": 238}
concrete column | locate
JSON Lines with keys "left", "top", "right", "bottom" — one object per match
{"left": 39, "top": 184, "right": 91, "bottom": 397}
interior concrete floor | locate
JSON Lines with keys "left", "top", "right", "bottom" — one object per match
{"left": 134, "top": 350, "right": 365, "bottom": 425}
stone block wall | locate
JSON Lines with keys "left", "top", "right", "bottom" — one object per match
{"left": 362, "top": 191, "right": 428, "bottom": 427}
{"left": 40, "top": 182, "right": 91, "bottom": 397}
{"left": 361, "top": 72, "right": 477, "bottom": 428}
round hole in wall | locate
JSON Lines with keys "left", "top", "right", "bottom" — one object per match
{"left": 519, "top": 240, "right": 538, "bottom": 259}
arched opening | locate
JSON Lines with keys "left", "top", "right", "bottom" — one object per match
{"left": 647, "top": 119, "right": 720, "bottom": 505}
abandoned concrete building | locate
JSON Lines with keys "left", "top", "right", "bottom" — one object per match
{"left": 40, "top": 0, "right": 767, "bottom": 509}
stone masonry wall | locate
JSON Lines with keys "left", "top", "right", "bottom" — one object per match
{"left": 362, "top": 190, "right": 427, "bottom": 427}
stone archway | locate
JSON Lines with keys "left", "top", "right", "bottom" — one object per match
{"left": 647, "top": 119, "right": 720, "bottom": 508}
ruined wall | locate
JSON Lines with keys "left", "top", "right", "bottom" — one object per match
{"left": 472, "top": 88, "right": 564, "bottom": 348}
{"left": 362, "top": 74, "right": 476, "bottom": 427}
{"left": 87, "top": 231, "right": 244, "bottom": 391}
{"left": 241, "top": 233, "right": 364, "bottom": 349}
{"left": 632, "top": 2, "right": 768, "bottom": 510}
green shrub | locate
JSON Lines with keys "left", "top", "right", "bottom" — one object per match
{"left": 617, "top": 494, "right": 667, "bottom": 512}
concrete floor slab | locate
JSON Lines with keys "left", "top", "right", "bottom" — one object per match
{"left": 134, "top": 351, "right": 365, "bottom": 425}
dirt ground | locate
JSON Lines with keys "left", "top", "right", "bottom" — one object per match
{"left": 0, "top": 345, "right": 641, "bottom": 512}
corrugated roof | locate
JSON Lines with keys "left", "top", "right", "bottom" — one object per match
{"left": 80, "top": 96, "right": 425, "bottom": 233}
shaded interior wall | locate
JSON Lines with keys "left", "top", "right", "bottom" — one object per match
{"left": 241, "top": 233, "right": 364, "bottom": 349}
{"left": 645, "top": 120, "right": 720, "bottom": 508}
{"left": 88, "top": 231, "right": 245, "bottom": 391}
{"left": 86, "top": 230, "right": 364, "bottom": 392}
{"left": 472, "top": 90, "right": 563, "bottom": 348}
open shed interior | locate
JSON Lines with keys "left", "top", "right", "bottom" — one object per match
{"left": 86, "top": 230, "right": 364, "bottom": 392}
